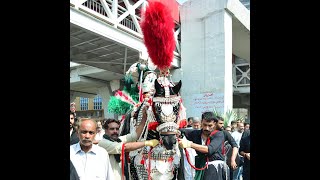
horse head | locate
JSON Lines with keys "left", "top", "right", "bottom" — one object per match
{"left": 152, "top": 79, "right": 182, "bottom": 151}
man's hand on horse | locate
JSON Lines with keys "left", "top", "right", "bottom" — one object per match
{"left": 178, "top": 138, "right": 192, "bottom": 148}
{"left": 144, "top": 139, "right": 159, "bottom": 147}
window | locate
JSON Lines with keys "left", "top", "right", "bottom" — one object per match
{"left": 93, "top": 96, "right": 102, "bottom": 110}
{"left": 80, "top": 97, "right": 89, "bottom": 110}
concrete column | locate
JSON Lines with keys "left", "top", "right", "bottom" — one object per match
{"left": 70, "top": 91, "right": 77, "bottom": 103}
{"left": 247, "top": 107, "right": 250, "bottom": 122}
{"left": 97, "top": 82, "right": 114, "bottom": 119}
{"left": 180, "top": 0, "right": 233, "bottom": 117}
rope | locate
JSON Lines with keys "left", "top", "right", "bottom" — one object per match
{"left": 184, "top": 148, "right": 208, "bottom": 170}
{"left": 121, "top": 143, "right": 126, "bottom": 180}
{"left": 147, "top": 147, "right": 153, "bottom": 180}
{"left": 183, "top": 130, "right": 220, "bottom": 171}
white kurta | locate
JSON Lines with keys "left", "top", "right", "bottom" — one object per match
{"left": 70, "top": 143, "right": 113, "bottom": 180}
{"left": 98, "top": 131, "right": 137, "bottom": 180}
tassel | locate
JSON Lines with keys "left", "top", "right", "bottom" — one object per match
{"left": 115, "top": 90, "right": 138, "bottom": 106}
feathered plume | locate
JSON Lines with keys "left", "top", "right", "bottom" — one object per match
{"left": 114, "top": 90, "right": 138, "bottom": 106}
{"left": 140, "top": 0, "right": 176, "bottom": 71}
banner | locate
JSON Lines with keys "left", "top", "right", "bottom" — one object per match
{"left": 191, "top": 92, "right": 224, "bottom": 117}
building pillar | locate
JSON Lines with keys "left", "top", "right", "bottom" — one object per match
{"left": 70, "top": 91, "right": 77, "bottom": 103}
{"left": 180, "top": 1, "right": 233, "bottom": 117}
{"left": 247, "top": 107, "right": 250, "bottom": 122}
{"left": 97, "top": 82, "right": 114, "bottom": 119}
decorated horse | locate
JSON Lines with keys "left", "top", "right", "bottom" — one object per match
{"left": 116, "top": 1, "right": 186, "bottom": 179}
{"left": 125, "top": 71, "right": 184, "bottom": 180}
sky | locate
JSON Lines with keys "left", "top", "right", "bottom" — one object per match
{"left": 177, "top": 0, "right": 188, "bottom": 4}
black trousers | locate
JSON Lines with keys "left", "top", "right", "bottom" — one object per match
{"left": 203, "top": 162, "right": 228, "bottom": 180}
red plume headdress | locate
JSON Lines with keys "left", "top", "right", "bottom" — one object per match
{"left": 140, "top": 0, "right": 176, "bottom": 73}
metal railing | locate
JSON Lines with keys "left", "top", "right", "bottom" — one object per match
{"left": 82, "top": 0, "right": 139, "bottom": 32}
{"left": 233, "top": 63, "right": 250, "bottom": 88}
{"left": 70, "top": 0, "right": 181, "bottom": 56}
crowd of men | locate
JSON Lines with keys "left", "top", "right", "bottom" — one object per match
{"left": 70, "top": 110, "right": 250, "bottom": 180}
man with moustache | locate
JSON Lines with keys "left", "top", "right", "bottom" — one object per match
{"left": 98, "top": 108, "right": 159, "bottom": 180}
{"left": 70, "top": 111, "right": 79, "bottom": 145}
{"left": 93, "top": 120, "right": 105, "bottom": 144}
{"left": 70, "top": 118, "right": 113, "bottom": 180}
{"left": 178, "top": 111, "right": 226, "bottom": 180}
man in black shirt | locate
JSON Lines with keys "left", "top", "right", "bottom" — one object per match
{"left": 239, "top": 133, "right": 250, "bottom": 180}
{"left": 178, "top": 112, "right": 227, "bottom": 180}
{"left": 216, "top": 116, "right": 241, "bottom": 178}
{"left": 70, "top": 111, "right": 79, "bottom": 145}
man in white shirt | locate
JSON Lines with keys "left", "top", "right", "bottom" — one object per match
{"left": 182, "top": 116, "right": 201, "bottom": 180}
{"left": 231, "top": 122, "right": 244, "bottom": 148}
{"left": 186, "top": 117, "right": 201, "bottom": 130}
{"left": 182, "top": 136, "right": 197, "bottom": 180}
{"left": 231, "top": 122, "right": 245, "bottom": 180}
{"left": 94, "top": 120, "right": 105, "bottom": 144}
{"left": 98, "top": 108, "right": 159, "bottom": 180}
{"left": 70, "top": 118, "right": 113, "bottom": 180}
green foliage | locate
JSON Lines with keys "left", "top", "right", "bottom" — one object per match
{"left": 213, "top": 108, "right": 245, "bottom": 127}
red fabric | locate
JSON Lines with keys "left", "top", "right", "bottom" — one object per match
{"left": 178, "top": 119, "right": 187, "bottom": 128}
{"left": 206, "top": 130, "right": 219, "bottom": 145}
{"left": 206, "top": 130, "right": 225, "bottom": 155}
{"left": 139, "top": 92, "right": 144, "bottom": 103}
{"left": 148, "top": 122, "right": 159, "bottom": 130}
{"left": 147, "top": 98, "right": 152, "bottom": 105}
{"left": 121, "top": 143, "right": 125, "bottom": 180}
